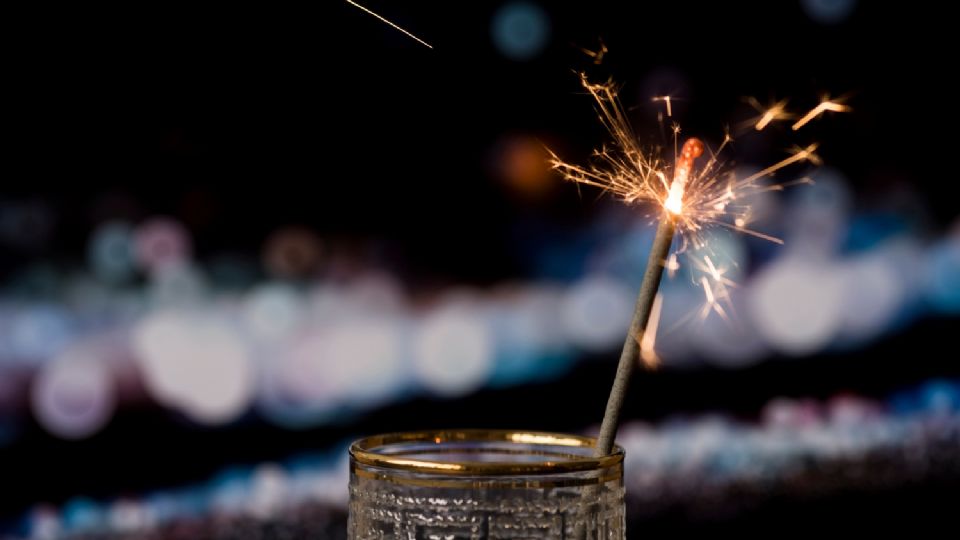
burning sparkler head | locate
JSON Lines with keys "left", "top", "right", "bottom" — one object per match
{"left": 664, "top": 137, "right": 704, "bottom": 215}
{"left": 549, "top": 74, "right": 839, "bottom": 274}
{"left": 680, "top": 138, "right": 705, "bottom": 161}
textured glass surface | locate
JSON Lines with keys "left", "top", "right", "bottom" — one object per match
{"left": 348, "top": 431, "right": 624, "bottom": 539}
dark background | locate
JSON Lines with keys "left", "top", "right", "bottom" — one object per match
{"left": 3, "top": 0, "right": 959, "bottom": 535}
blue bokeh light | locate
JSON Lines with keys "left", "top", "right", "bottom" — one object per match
{"left": 801, "top": 0, "right": 858, "bottom": 25}
{"left": 491, "top": 2, "right": 550, "bottom": 60}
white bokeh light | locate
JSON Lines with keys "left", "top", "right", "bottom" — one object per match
{"left": 413, "top": 302, "right": 494, "bottom": 397}
{"left": 132, "top": 310, "right": 256, "bottom": 425}
{"left": 326, "top": 318, "right": 407, "bottom": 406}
{"left": 275, "top": 316, "right": 407, "bottom": 411}
{"left": 242, "top": 283, "right": 306, "bottom": 342}
{"left": 837, "top": 251, "right": 905, "bottom": 344}
{"left": 748, "top": 256, "right": 845, "bottom": 355}
{"left": 561, "top": 275, "right": 633, "bottom": 352}
{"left": 247, "top": 463, "right": 289, "bottom": 519}
{"left": 280, "top": 331, "right": 349, "bottom": 411}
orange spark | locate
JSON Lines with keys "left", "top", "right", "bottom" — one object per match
{"left": 792, "top": 99, "right": 849, "bottom": 130}
{"left": 747, "top": 98, "right": 791, "bottom": 131}
{"left": 666, "top": 253, "right": 680, "bottom": 278}
{"left": 740, "top": 144, "right": 820, "bottom": 184}
{"left": 580, "top": 40, "right": 608, "bottom": 64}
{"left": 653, "top": 96, "right": 673, "bottom": 117}
{"left": 639, "top": 292, "right": 663, "bottom": 368}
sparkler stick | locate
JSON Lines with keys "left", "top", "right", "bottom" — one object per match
{"left": 594, "top": 138, "right": 703, "bottom": 456}
{"left": 594, "top": 214, "right": 675, "bottom": 455}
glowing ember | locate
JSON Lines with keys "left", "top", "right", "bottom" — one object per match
{"left": 665, "top": 138, "right": 705, "bottom": 215}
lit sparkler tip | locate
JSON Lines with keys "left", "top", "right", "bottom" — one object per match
{"left": 665, "top": 137, "right": 705, "bottom": 215}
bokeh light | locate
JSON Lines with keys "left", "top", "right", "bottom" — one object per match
{"left": 242, "top": 283, "right": 307, "bottom": 342}
{"left": 132, "top": 310, "right": 255, "bottom": 425}
{"left": 9, "top": 305, "right": 74, "bottom": 364}
{"left": 749, "top": 256, "right": 845, "bottom": 355}
{"left": 925, "top": 238, "right": 960, "bottom": 314}
{"left": 133, "top": 217, "right": 193, "bottom": 275}
{"left": 694, "top": 290, "right": 769, "bottom": 368}
{"left": 801, "top": 0, "right": 858, "bottom": 25}
{"left": 88, "top": 221, "right": 136, "bottom": 284}
{"left": 492, "top": 136, "right": 554, "bottom": 200}
{"left": 413, "top": 302, "right": 494, "bottom": 397}
{"left": 263, "top": 227, "right": 322, "bottom": 279}
{"left": 786, "top": 168, "right": 851, "bottom": 257}
{"left": 491, "top": 2, "right": 550, "bottom": 60}
{"left": 837, "top": 250, "right": 906, "bottom": 344}
{"left": 320, "top": 318, "right": 407, "bottom": 407}
{"left": 148, "top": 262, "right": 208, "bottom": 308}
{"left": 561, "top": 275, "right": 633, "bottom": 352}
{"left": 31, "top": 346, "right": 115, "bottom": 440}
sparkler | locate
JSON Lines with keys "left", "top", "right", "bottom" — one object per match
{"left": 549, "top": 74, "right": 845, "bottom": 456}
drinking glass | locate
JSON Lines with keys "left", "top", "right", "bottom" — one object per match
{"left": 348, "top": 429, "right": 625, "bottom": 539}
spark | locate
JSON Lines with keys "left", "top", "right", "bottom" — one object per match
{"left": 345, "top": 0, "right": 433, "bottom": 49}
{"left": 638, "top": 293, "right": 663, "bottom": 368}
{"left": 694, "top": 255, "right": 737, "bottom": 289}
{"left": 739, "top": 144, "right": 820, "bottom": 185}
{"left": 550, "top": 74, "right": 834, "bottom": 324}
{"left": 580, "top": 40, "right": 608, "bottom": 65}
{"left": 666, "top": 253, "right": 680, "bottom": 278}
{"left": 746, "top": 97, "right": 791, "bottom": 131}
{"left": 792, "top": 98, "right": 849, "bottom": 130}
{"left": 653, "top": 96, "right": 673, "bottom": 117}
{"left": 699, "top": 276, "right": 729, "bottom": 320}
{"left": 549, "top": 74, "right": 819, "bottom": 252}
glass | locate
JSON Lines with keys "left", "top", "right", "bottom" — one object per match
{"left": 348, "top": 430, "right": 625, "bottom": 539}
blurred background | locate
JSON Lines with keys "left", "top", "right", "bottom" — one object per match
{"left": 2, "top": 0, "right": 959, "bottom": 537}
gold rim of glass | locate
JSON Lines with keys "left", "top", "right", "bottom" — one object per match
{"left": 349, "top": 429, "right": 624, "bottom": 476}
